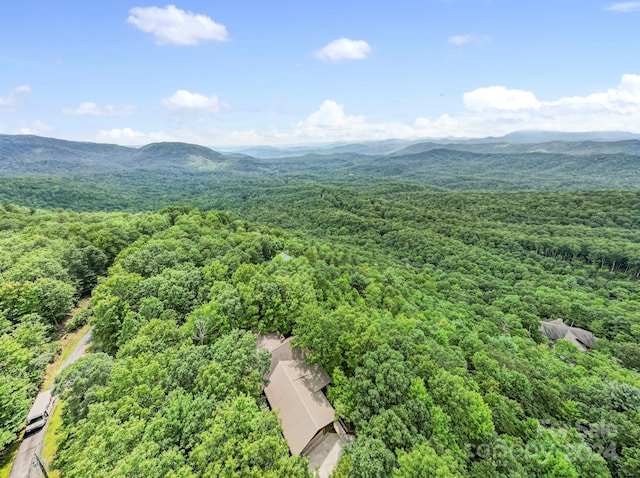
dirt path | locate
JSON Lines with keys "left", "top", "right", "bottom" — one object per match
{"left": 8, "top": 326, "right": 93, "bottom": 478}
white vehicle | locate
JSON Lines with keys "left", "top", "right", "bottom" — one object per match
{"left": 25, "top": 391, "right": 54, "bottom": 434}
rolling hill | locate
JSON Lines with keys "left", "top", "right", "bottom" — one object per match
{"left": 2, "top": 134, "right": 640, "bottom": 192}
{"left": 0, "top": 135, "right": 267, "bottom": 176}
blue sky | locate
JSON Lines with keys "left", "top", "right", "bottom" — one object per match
{"left": 1, "top": 1, "right": 639, "bottom": 146}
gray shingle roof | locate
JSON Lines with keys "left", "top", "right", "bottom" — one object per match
{"left": 540, "top": 319, "right": 598, "bottom": 348}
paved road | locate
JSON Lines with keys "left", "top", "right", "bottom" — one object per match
{"left": 59, "top": 327, "right": 93, "bottom": 373}
{"left": 9, "top": 327, "right": 93, "bottom": 478}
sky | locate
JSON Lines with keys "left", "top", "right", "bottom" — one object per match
{"left": 1, "top": 0, "right": 639, "bottom": 147}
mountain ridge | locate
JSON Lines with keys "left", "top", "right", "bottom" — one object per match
{"left": 2, "top": 133, "right": 640, "bottom": 191}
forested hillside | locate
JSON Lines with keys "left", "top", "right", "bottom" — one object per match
{"left": 1, "top": 179, "right": 639, "bottom": 476}
{"left": 0, "top": 205, "right": 140, "bottom": 450}
{"left": 2, "top": 134, "right": 640, "bottom": 476}
{"left": 3, "top": 134, "right": 640, "bottom": 191}
{"left": 3, "top": 0, "right": 640, "bottom": 472}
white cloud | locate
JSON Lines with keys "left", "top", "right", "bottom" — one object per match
{"left": 96, "top": 127, "right": 176, "bottom": 144}
{"left": 544, "top": 74, "right": 640, "bottom": 114}
{"left": 90, "top": 74, "right": 640, "bottom": 147}
{"left": 302, "top": 100, "right": 364, "bottom": 127}
{"left": 96, "top": 127, "right": 145, "bottom": 142}
{"left": 291, "top": 102, "right": 461, "bottom": 142}
{"left": 223, "top": 74, "right": 640, "bottom": 145}
{"left": 604, "top": 2, "right": 640, "bottom": 12}
{"left": 161, "top": 90, "right": 222, "bottom": 112}
{"left": 127, "top": 5, "right": 229, "bottom": 45}
{"left": 315, "top": 38, "right": 371, "bottom": 62}
{"left": 463, "top": 86, "right": 541, "bottom": 111}
{"left": 94, "top": 126, "right": 220, "bottom": 145}
{"left": 63, "top": 102, "right": 135, "bottom": 116}
{"left": 459, "top": 74, "right": 640, "bottom": 135}
{"left": 448, "top": 34, "right": 491, "bottom": 46}
{"left": 0, "top": 85, "right": 31, "bottom": 107}
{"left": 413, "top": 114, "right": 460, "bottom": 136}
{"left": 448, "top": 35, "right": 472, "bottom": 46}
{"left": 294, "top": 100, "right": 371, "bottom": 137}
{"left": 16, "top": 120, "right": 51, "bottom": 135}
{"left": 221, "top": 101, "right": 460, "bottom": 146}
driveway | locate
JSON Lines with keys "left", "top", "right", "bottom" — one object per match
{"left": 9, "top": 327, "right": 93, "bottom": 478}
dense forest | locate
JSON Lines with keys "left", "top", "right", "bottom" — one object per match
{"left": 0, "top": 206, "right": 137, "bottom": 450}
{"left": 1, "top": 135, "right": 640, "bottom": 476}
{"left": 1, "top": 176, "right": 639, "bottom": 476}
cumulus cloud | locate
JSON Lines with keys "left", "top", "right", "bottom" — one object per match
{"left": 461, "top": 74, "right": 640, "bottom": 135}
{"left": 96, "top": 127, "right": 178, "bottom": 144}
{"left": 315, "top": 38, "right": 371, "bottom": 62}
{"left": 604, "top": 2, "right": 640, "bottom": 12}
{"left": 294, "top": 100, "right": 371, "bottom": 137}
{"left": 508, "top": 74, "right": 640, "bottom": 116}
{"left": 96, "top": 128, "right": 145, "bottom": 141}
{"left": 544, "top": 74, "right": 640, "bottom": 113}
{"left": 0, "top": 85, "right": 31, "bottom": 107}
{"left": 290, "top": 102, "right": 461, "bottom": 142}
{"left": 302, "top": 100, "right": 364, "bottom": 128}
{"left": 224, "top": 74, "right": 640, "bottom": 145}
{"left": 161, "top": 90, "right": 222, "bottom": 112}
{"left": 92, "top": 74, "right": 640, "bottom": 147}
{"left": 222, "top": 100, "right": 460, "bottom": 146}
{"left": 94, "top": 126, "right": 227, "bottom": 146}
{"left": 127, "top": 5, "right": 229, "bottom": 45}
{"left": 63, "top": 102, "right": 135, "bottom": 116}
{"left": 463, "top": 86, "right": 541, "bottom": 111}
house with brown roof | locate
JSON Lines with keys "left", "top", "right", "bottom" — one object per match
{"left": 540, "top": 319, "right": 598, "bottom": 352}
{"left": 257, "top": 334, "right": 335, "bottom": 454}
{"left": 257, "top": 333, "right": 350, "bottom": 477}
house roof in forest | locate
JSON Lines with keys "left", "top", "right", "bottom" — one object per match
{"left": 256, "top": 333, "right": 331, "bottom": 386}
{"left": 540, "top": 319, "right": 598, "bottom": 349}
{"left": 257, "top": 334, "right": 304, "bottom": 373}
{"left": 265, "top": 360, "right": 335, "bottom": 455}
{"left": 257, "top": 333, "right": 334, "bottom": 455}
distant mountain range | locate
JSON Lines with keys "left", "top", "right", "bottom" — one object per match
{"left": 228, "top": 131, "right": 640, "bottom": 158}
{"left": 2, "top": 132, "right": 640, "bottom": 191}
{"left": 229, "top": 139, "right": 413, "bottom": 158}
{"left": 392, "top": 139, "right": 640, "bottom": 156}
{"left": 483, "top": 130, "right": 640, "bottom": 143}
